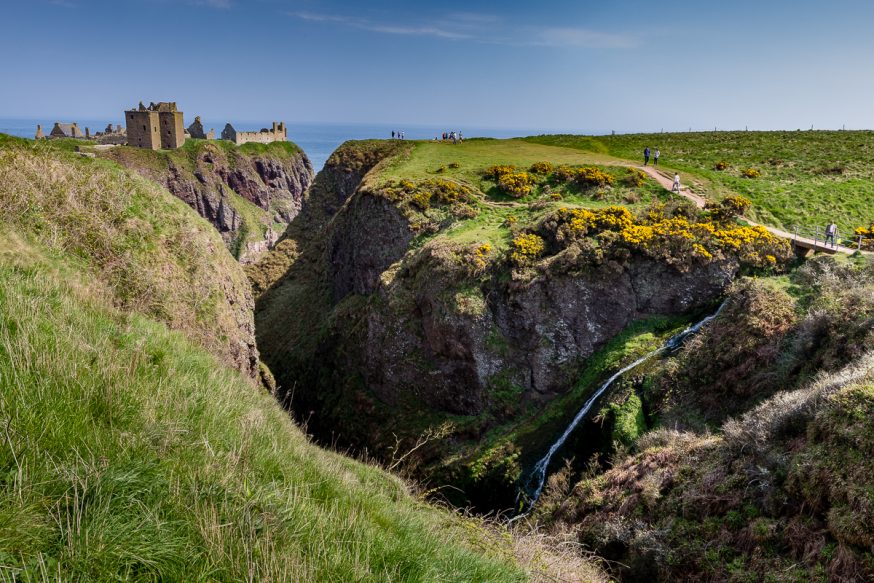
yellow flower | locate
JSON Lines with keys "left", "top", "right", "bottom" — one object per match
{"left": 510, "top": 233, "right": 545, "bottom": 265}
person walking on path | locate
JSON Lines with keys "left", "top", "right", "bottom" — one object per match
{"left": 825, "top": 221, "right": 838, "bottom": 247}
{"left": 644, "top": 147, "right": 651, "bottom": 166}
{"left": 672, "top": 173, "right": 681, "bottom": 194}
{"left": 654, "top": 148, "right": 660, "bottom": 166}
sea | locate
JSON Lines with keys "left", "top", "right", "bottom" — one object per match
{"left": 0, "top": 118, "right": 583, "bottom": 172}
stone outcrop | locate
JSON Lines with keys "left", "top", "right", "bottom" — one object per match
{"left": 101, "top": 141, "right": 313, "bottom": 260}
{"left": 252, "top": 141, "right": 738, "bottom": 497}
{"left": 318, "top": 213, "right": 736, "bottom": 418}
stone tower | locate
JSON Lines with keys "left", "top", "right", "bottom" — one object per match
{"left": 125, "top": 101, "right": 186, "bottom": 150}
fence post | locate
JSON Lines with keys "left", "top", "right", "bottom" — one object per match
{"left": 860, "top": 234, "right": 864, "bottom": 251}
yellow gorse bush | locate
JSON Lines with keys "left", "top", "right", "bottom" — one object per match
{"left": 379, "top": 178, "right": 473, "bottom": 210}
{"left": 498, "top": 172, "right": 535, "bottom": 198}
{"left": 573, "top": 167, "right": 614, "bottom": 188}
{"left": 853, "top": 225, "right": 874, "bottom": 250}
{"left": 625, "top": 167, "right": 647, "bottom": 187}
{"left": 529, "top": 161, "right": 554, "bottom": 175}
{"left": 470, "top": 242, "right": 493, "bottom": 271}
{"left": 707, "top": 195, "right": 751, "bottom": 223}
{"left": 484, "top": 165, "right": 516, "bottom": 179}
{"left": 853, "top": 225, "right": 874, "bottom": 238}
{"left": 510, "top": 233, "right": 545, "bottom": 266}
{"left": 552, "top": 165, "right": 577, "bottom": 182}
{"left": 548, "top": 204, "right": 790, "bottom": 270}
{"left": 550, "top": 165, "right": 614, "bottom": 188}
{"left": 741, "top": 168, "right": 761, "bottom": 178}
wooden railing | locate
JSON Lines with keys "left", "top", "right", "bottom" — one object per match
{"left": 791, "top": 225, "right": 865, "bottom": 251}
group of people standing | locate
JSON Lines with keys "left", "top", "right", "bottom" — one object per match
{"left": 390, "top": 130, "right": 465, "bottom": 143}
{"left": 440, "top": 131, "right": 463, "bottom": 144}
{"left": 643, "top": 146, "right": 660, "bottom": 166}
{"left": 643, "top": 146, "right": 680, "bottom": 192}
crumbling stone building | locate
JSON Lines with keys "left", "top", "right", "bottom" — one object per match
{"left": 93, "top": 124, "right": 127, "bottom": 145}
{"left": 125, "top": 102, "right": 186, "bottom": 150}
{"left": 187, "top": 116, "right": 215, "bottom": 140}
{"left": 48, "top": 122, "right": 85, "bottom": 139}
{"left": 221, "top": 122, "right": 286, "bottom": 145}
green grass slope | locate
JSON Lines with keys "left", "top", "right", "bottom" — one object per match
{"left": 0, "top": 134, "right": 605, "bottom": 582}
{"left": 373, "top": 138, "right": 670, "bottom": 251}
{"left": 0, "top": 233, "right": 528, "bottom": 581}
{"left": 525, "top": 131, "right": 874, "bottom": 239}
{"left": 0, "top": 134, "right": 257, "bottom": 376}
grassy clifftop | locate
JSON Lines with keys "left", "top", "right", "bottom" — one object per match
{"left": 370, "top": 138, "right": 667, "bottom": 252}
{"left": 0, "top": 134, "right": 258, "bottom": 375}
{"left": 252, "top": 138, "right": 790, "bottom": 512}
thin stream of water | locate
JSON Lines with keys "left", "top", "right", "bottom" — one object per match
{"left": 518, "top": 302, "right": 727, "bottom": 510}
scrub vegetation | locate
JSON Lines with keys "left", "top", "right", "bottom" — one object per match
{"left": 525, "top": 131, "right": 874, "bottom": 241}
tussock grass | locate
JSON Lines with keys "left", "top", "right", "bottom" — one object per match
{"left": 0, "top": 233, "right": 529, "bottom": 582}
{"left": 723, "top": 351, "right": 874, "bottom": 452}
{"left": 0, "top": 135, "right": 256, "bottom": 375}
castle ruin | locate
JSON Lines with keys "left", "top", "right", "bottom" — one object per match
{"left": 48, "top": 122, "right": 85, "bottom": 139}
{"left": 186, "top": 116, "right": 215, "bottom": 140}
{"left": 221, "top": 122, "right": 286, "bottom": 145}
{"left": 125, "top": 102, "right": 185, "bottom": 150}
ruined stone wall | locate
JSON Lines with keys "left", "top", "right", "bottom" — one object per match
{"left": 234, "top": 131, "right": 282, "bottom": 145}
{"left": 224, "top": 122, "right": 287, "bottom": 145}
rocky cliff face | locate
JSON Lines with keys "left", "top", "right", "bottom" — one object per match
{"left": 101, "top": 141, "right": 313, "bottom": 262}
{"left": 252, "top": 141, "right": 742, "bottom": 504}
{"left": 339, "top": 251, "right": 735, "bottom": 417}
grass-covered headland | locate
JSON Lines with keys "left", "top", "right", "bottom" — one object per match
{"left": 0, "top": 135, "right": 604, "bottom": 581}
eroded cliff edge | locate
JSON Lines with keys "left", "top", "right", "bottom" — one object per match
{"left": 100, "top": 139, "right": 313, "bottom": 263}
{"left": 0, "top": 134, "right": 260, "bottom": 377}
{"left": 250, "top": 139, "right": 790, "bottom": 505}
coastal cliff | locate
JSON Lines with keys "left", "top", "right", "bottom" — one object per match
{"left": 0, "top": 134, "right": 259, "bottom": 377}
{"left": 0, "top": 133, "right": 555, "bottom": 582}
{"left": 100, "top": 139, "right": 314, "bottom": 262}
{"left": 251, "top": 138, "right": 789, "bottom": 504}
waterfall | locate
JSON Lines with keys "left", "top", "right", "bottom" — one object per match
{"left": 518, "top": 302, "right": 727, "bottom": 509}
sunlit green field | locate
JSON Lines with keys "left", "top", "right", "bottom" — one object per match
{"left": 376, "top": 138, "right": 671, "bottom": 250}
{"left": 526, "top": 131, "right": 874, "bottom": 237}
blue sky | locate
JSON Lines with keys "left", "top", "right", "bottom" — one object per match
{"left": 2, "top": 0, "right": 873, "bottom": 132}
